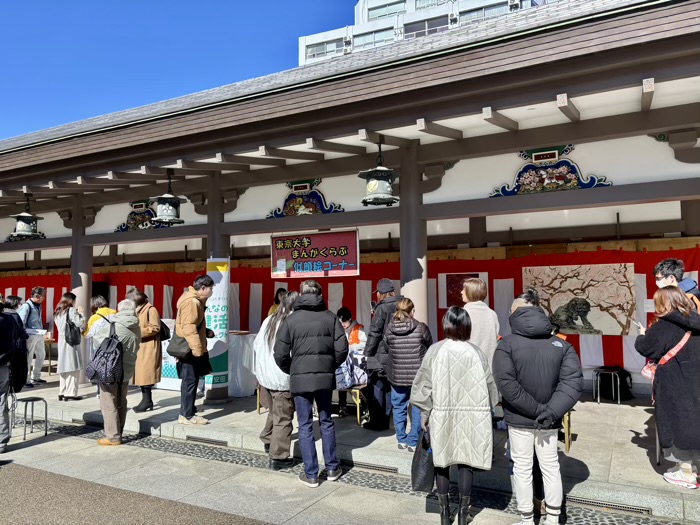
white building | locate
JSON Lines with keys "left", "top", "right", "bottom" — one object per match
{"left": 299, "top": 0, "right": 556, "bottom": 66}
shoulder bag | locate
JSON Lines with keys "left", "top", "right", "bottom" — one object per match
{"left": 167, "top": 318, "right": 204, "bottom": 359}
{"left": 641, "top": 331, "right": 691, "bottom": 381}
{"left": 65, "top": 307, "right": 82, "bottom": 347}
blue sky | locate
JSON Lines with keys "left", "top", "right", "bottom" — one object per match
{"left": 0, "top": 1, "right": 356, "bottom": 139}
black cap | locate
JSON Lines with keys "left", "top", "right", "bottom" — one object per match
{"left": 374, "top": 278, "right": 395, "bottom": 294}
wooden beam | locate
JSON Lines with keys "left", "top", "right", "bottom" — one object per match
{"left": 416, "top": 118, "right": 463, "bottom": 140}
{"left": 258, "top": 146, "right": 324, "bottom": 162}
{"left": 47, "top": 181, "right": 108, "bottom": 193}
{"left": 556, "top": 94, "right": 580, "bottom": 122}
{"left": 358, "top": 129, "right": 411, "bottom": 148}
{"left": 306, "top": 138, "right": 366, "bottom": 156}
{"left": 0, "top": 189, "right": 26, "bottom": 198}
{"left": 482, "top": 106, "right": 519, "bottom": 131}
{"left": 177, "top": 159, "right": 250, "bottom": 172}
{"left": 107, "top": 171, "right": 187, "bottom": 183}
{"left": 217, "top": 153, "right": 286, "bottom": 167}
{"left": 642, "top": 78, "right": 655, "bottom": 112}
{"left": 142, "top": 165, "right": 217, "bottom": 177}
{"left": 74, "top": 176, "right": 132, "bottom": 188}
{"left": 221, "top": 207, "right": 400, "bottom": 236}
{"left": 420, "top": 177, "right": 700, "bottom": 222}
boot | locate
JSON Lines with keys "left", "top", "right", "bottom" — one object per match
{"left": 437, "top": 494, "right": 451, "bottom": 525}
{"left": 457, "top": 496, "right": 472, "bottom": 525}
{"left": 133, "top": 386, "right": 154, "bottom": 413}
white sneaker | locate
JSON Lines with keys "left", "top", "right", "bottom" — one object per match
{"left": 178, "top": 415, "right": 209, "bottom": 425}
{"left": 663, "top": 469, "right": 699, "bottom": 489}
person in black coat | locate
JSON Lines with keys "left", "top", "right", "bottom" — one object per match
{"left": 0, "top": 300, "right": 20, "bottom": 454}
{"left": 363, "top": 278, "right": 403, "bottom": 431}
{"left": 384, "top": 297, "right": 432, "bottom": 450}
{"left": 635, "top": 286, "right": 700, "bottom": 489}
{"left": 493, "top": 290, "right": 582, "bottom": 525}
{"left": 274, "top": 280, "right": 348, "bottom": 488}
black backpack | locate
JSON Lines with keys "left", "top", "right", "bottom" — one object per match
{"left": 85, "top": 318, "right": 123, "bottom": 384}
{"left": 64, "top": 308, "right": 82, "bottom": 347}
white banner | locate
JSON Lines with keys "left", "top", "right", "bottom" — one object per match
{"left": 204, "top": 259, "right": 230, "bottom": 393}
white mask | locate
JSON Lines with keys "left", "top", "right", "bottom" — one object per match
{"left": 656, "top": 279, "right": 667, "bottom": 289}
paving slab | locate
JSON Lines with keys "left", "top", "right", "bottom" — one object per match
{"left": 2, "top": 434, "right": 97, "bottom": 465}
{"left": 33, "top": 441, "right": 169, "bottom": 482}
{"left": 99, "top": 454, "right": 247, "bottom": 500}
{"left": 180, "top": 468, "right": 341, "bottom": 524}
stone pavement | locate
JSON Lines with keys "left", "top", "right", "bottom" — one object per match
{"left": 13, "top": 374, "right": 700, "bottom": 523}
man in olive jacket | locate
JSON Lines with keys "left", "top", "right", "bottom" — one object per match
{"left": 274, "top": 280, "right": 348, "bottom": 488}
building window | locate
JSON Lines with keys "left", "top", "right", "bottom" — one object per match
{"left": 415, "top": 0, "right": 450, "bottom": 9}
{"left": 354, "top": 28, "right": 395, "bottom": 50}
{"left": 368, "top": 1, "right": 406, "bottom": 21}
{"left": 459, "top": 2, "right": 508, "bottom": 23}
{"left": 306, "top": 39, "right": 344, "bottom": 60}
{"left": 404, "top": 16, "right": 449, "bottom": 39}
{"left": 521, "top": 0, "right": 559, "bottom": 7}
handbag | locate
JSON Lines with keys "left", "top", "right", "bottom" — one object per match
{"left": 411, "top": 429, "right": 435, "bottom": 492}
{"left": 641, "top": 331, "right": 691, "bottom": 381}
{"left": 65, "top": 308, "right": 82, "bottom": 347}
{"left": 166, "top": 318, "right": 204, "bottom": 359}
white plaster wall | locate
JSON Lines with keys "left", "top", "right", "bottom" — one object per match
{"left": 425, "top": 136, "right": 700, "bottom": 205}
{"left": 487, "top": 201, "right": 681, "bottom": 232}
{"left": 40, "top": 248, "right": 73, "bottom": 260}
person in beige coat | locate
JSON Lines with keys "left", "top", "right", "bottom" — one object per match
{"left": 412, "top": 307, "right": 498, "bottom": 525}
{"left": 128, "top": 288, "right": 162, "bottom": 413}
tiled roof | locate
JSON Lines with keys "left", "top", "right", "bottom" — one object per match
{"left": 0, "top": 0, "right": 650, "bottom": 153}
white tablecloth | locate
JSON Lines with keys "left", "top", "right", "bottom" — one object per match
{"left": 229, "top": 333, "right": 257, "bottom": 397}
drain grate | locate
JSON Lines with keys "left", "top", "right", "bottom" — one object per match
{"left": 340, "top": 459, "right": 399, "bottom": 474}
{"left": 185, "top": 435, "right": 229, "bottom": 447}
{"left": 566, "top": 496, "right": 652, "bottom": 516}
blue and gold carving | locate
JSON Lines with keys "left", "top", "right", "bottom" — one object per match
{"left": 492, "top": 145, "right": 611, "bottom": 197}
{"left": 267, "top": 179, "right": 344, "bottom": 218}
{"left": 115, "top": 200, "right": 171, "bottom": 232}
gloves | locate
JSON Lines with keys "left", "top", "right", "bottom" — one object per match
{"left": 535, "top": 408, "right": 555, "bottom": 429}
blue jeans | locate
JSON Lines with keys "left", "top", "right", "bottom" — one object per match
{"left": 294, "top": 390, "right": 340, "bottom": 478}
{"left": 391, "top": 385, "right": 421, "bottom": 447}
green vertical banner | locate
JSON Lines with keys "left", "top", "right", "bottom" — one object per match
{"left": 204, "top": 258, "right": 230, "bottom": 395}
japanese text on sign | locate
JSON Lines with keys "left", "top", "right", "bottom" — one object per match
{"left": 271, "top": 230, "right": 359, "bottom": 278}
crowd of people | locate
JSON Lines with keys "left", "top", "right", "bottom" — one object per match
{"left": 0, "top": 256, "right": 699, "bottom": 524}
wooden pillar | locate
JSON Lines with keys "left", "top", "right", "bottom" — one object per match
{"left": 70, "top": 198, "right": 93, "bottom": 384}
{"left": 207, "top": 174, "right": 229, "bottom": 259}
{"left": 681, "top": 200, "right": 700, "bottom": 237}
{"left": 469, "top": 216, "right": 487, "bottom": 248}
{"left": 399, "top": 141, "right": 428, "bottom": 324}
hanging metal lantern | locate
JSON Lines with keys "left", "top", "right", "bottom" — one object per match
{"left": 151, "top": 169, "right": 185, "bottom": 225}
{"left": 358, "top": 143, "right": 399, "bottom": 207}
{"left": 8, "top": 196, "right": 44, "bottom": 241}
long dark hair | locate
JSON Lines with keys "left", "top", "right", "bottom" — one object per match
{"left": 55, "top": 292, "right": 76, "bottom": 316}
{"left": 274, "top": 287, "right": 287, "bottom": 306}
{"left": 266, "top": 291, "right": 298, "bottom": 348}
